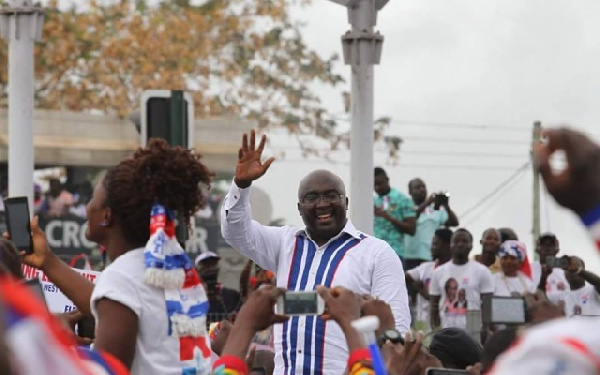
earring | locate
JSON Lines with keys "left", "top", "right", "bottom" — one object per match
{"left": 100, "top": 221, "right": 106, "bottom": 227}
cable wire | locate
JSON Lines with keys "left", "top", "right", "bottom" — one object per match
{"left": 459, "top": 161, "right": 531, "bottom": 220}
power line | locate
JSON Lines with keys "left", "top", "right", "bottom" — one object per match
{"left": 461, "top": 169, "right": 527, "bottom": 228}
{"left": 276, "top": 157, "right": 529, "bottom": 171}
{"left": 269, "top": 146, "right": 527, "bottom": 159}
{"left": 398, "top": 136, "right": 530, "bottom": 145}
{"left": 459, "top": 161, "right": 531, "bottom": 220}
{"left": 333, "top": 117, "right": 529, "bottom": 132}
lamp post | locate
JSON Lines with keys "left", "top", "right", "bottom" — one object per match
{"left": 327, "top": 0, "right": 387, "bottom": 234}
{"left": 0, "top": 0, "right": 44, "bottom": 209}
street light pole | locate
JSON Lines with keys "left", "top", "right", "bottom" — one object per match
{"left": 328, "top": 0, "right": 387, "bottom": 234}
{"left": 0, "top": 0, "right": 44, "bottom": 210}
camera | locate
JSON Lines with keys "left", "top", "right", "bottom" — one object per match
{"left": 546, "top": 255, "right": 570, "bottom": 270}
{"left": 434, "top": 192, "right": 450, "bottom": 209}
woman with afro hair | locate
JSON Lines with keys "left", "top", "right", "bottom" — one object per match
{"left": 20, "top": 139, "right": 214, "bottom": 374}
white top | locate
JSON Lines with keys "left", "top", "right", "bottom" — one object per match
{"left": 531, "top": 261, "right": 570, "bottom": 293}
{"left": 429, "top": 260, "right": 494, "bottom": 329}
{"left": 91, "top": 249, "right": 210, "bottom": 375}
{"left": 220, "top": 181, "right": 410, "bottom": 375}
{"left": 406, "top": 261, "right": 437, "bottom": 329}
{"left": 547, "top": 284, "right": 600, "bottom": 317}
{"left": 493, "top": 271, "right": 537, "bottom": 297}
{"left": 489, "top": 317, "right": 600, "bottom": 375}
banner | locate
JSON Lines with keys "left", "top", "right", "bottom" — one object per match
{"left": 22, "top": 264, "right": 101, "bottom": 314}
{"left": 37, "top": 214, "right": 96, "bottom": 259}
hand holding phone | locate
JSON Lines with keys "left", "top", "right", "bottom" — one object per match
{"left": 4, "top": 197, "right": 33, "bottom": 255}
{"left": 482, "top": 296, "right": 526, "bottom": 325}
{"left": 277, "top": 291, "right": 325, "bottom": 316}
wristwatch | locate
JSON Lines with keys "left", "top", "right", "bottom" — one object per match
{"left": 378, "top": 329, "right": 404, "bottom": 346}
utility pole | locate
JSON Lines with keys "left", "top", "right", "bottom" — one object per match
{"left": 532, "top": 121, "right": 542, "bottom": 259}
{"left": 0, "top": 0, "right": 45, "bottom": 210}
{"left": 327, "top": 0, "right": 387, "bottom": 234}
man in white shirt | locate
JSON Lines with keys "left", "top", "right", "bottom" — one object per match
{"left": 531, "top": 233, "right": 570, "bottom": 293}
{"left": 220, "top": 130, "right": 410, "bottom": 375}
{"left": 406, "top": 227, "right": 453, "bottom": 331}
{"left": 429, "top": 229, "right": 494, "bottom": 331}
{"left": 545, "top": 256, "right": 600, "bottom": 317}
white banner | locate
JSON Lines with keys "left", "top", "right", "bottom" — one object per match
{"left": 22, "top": 264, "right": 101, "bottom": 314}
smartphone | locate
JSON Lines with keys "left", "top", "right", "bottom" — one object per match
{"left": 250, "top": 367, "right": 266, "bottom": 375}
{"left": 546, "top": 255, "right": 569, "bottom": 269}
{"left": 4, "top": 197, "right": 33, "bottom": 254}
{"left": 482, "top": 296, "right": 526, "bottom": 325}
{"left": 433, "top": 192, "right": 449, "bottom": 209}
{"left": 77, "top": 316, "right": 96, "bottom": 340}
{"left": 24, "top": 278, "right": 47, "bottom": 306}
{"left": 276, "top": 291, "right": 325, "bottom": 316}
{"left": 425, "top": 368, "right": 468, "bottom": 375}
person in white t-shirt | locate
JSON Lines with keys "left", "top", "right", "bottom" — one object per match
{"left": 545, "top": 256, "right": 600, "bottom": 317}
{"left": 493, "top": 241, "right": 537, "bottom": 297}
{"left": 430, "top": 228, "right": 495, "bottom": 331}
{"left": 406, "top": 227, "right": 453, "bottom": 331}
{"left": 19, "top": 139, "right": 215, "bottom": 375}
{"left": 531, "top": 232, "right": 570, "bottom": 293}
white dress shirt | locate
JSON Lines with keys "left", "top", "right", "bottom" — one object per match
{"left": 221, "top": 181, "right": 410, "bottom": 375}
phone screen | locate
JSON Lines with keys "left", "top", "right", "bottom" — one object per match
{"left": 284, "top": 292, "right": 318, "bottom": 315}
{"left": 426, "top": 369, "right": 468, "bottom": 375}
{"left": 5, "top": 198, "right": 32, "bottom": 253}
{"left": 491, "top": 298, "right": 525, "bottom": 324}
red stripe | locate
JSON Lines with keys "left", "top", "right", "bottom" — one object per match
{"left": 560, "top": 338, "right": 600, "bottom": 370}
{"left": 596, "top": 240, "right": 600, "bottom": 251}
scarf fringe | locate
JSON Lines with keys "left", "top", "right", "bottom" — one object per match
{"left": 170, "top": 314, "right": 207, "bottom": 338}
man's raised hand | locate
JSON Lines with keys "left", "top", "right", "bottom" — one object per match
{"left": 235, "top": 129, "right": 275, "bottom": 188}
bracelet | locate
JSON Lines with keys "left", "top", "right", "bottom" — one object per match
{"left": 575, "top": 267, "right": 584, "bottom": 275}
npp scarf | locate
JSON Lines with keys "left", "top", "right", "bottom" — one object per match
{"left": 143, "top": 204, "right": 211, "bottom": 374}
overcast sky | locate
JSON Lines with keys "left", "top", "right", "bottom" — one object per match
{"left": 49, "top": 0, "right": 600, "bottom": 269}
{"left": 253, "top": 0, "right": 600, "bottom": 270}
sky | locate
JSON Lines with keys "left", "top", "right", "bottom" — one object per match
{"left": 251, "top": 0, "right": 600, "bottom": 269}
{"left": 48, "top": 0, "right": 600, "bottom": 269}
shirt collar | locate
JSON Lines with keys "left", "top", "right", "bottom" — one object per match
{"left": 294, "top": 220, "right": 363, "bottom": 241}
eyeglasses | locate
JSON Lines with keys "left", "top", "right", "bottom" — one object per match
{"left": 300, "top": 192, "right": 345, "bottom": 206}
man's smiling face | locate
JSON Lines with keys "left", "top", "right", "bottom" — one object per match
{"left": 297, "top": 170, "right": 348, "bottom": 245}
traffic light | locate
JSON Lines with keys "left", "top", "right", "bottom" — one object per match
{"left": 140, "top": 90, "right": 195, "bottom": 148}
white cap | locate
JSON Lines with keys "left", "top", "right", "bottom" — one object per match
{"left": 194, "top": 251, "right": 220, "bottom": 266}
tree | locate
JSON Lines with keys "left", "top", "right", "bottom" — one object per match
{"left": 0, "top": 0, "right": 344, "bottom": 137}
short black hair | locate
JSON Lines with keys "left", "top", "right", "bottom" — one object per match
{"left": 454, "top": 228, "right": 473, "bottom": 242}
{"left": 374, "top": 167, "right": 387, "bottom": 178}
{"left": 435, "top": 227, "right": 453, "bottom": 245}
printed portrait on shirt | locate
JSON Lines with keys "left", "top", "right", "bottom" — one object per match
{"left": 573, "top": 304, "right": 583, "bottom": 316}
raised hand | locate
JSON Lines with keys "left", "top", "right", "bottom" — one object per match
{"left": 235, "top": 129, "right": 275, "bottom": 188}
{"left": 534, "top": 127, "right": 600, "bottom": 216}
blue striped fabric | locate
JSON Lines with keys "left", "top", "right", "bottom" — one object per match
{"left": 282, "top": 232, "right": 365, "bottom": 375}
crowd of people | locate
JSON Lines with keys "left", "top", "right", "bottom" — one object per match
{"left": 0, "top": 127, "right": 599, "bottom": 375}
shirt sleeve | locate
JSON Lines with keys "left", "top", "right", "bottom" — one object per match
{"left": 406, "top": 265, "right": 421, "bottom": 281}
{"left": 479, "top": 265, "right": 495, "bottom": 294}
{"left": 429, "top": 268, "right": 442, "bottom": 297}
{"left": 91, "top": 268, "right": 142, "bottom": 317}
{"left": 371, "top": 243, "right": 411, "bottom": 333}
{"left": 220, "top": 181, "right": 287, "bottom": 272}
{"left": 397, "top": 194, "right": 417, "bottom": 219}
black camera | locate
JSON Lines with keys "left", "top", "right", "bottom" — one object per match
{"left": 434, "top": 192, "right": 450, "bottom": 209}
